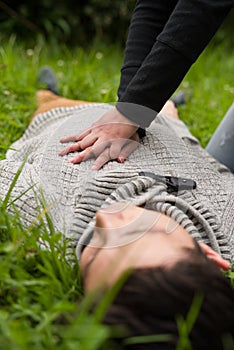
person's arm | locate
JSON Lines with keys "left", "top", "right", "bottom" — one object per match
{"left": 118, "top": 0, "right": 178, "bottom": 99}
{"left": 117, "top": 0, "right": 234, "bottom": 127}
{"left": 59, "top": 0, "right": 179, "bottom": 168}
{"left": 60, "top": 0, "right": 233, "bottom": 169}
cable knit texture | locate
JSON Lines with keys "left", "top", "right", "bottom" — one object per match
{"left": 0, "top": 104, "right": 233, "bottom": 262}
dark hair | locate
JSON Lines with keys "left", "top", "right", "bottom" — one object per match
{"left": 103, "top": 248, "right": 234, "bottom": 350}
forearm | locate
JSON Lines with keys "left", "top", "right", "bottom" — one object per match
{"left": 117, "top": 0, "right": 234, "bottom": 127}
{"left": 118, "top": 0, "right": 178, "bottom": 99}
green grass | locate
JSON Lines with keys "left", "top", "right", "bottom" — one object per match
{"left": 0, "top": 34, "right": 234, "bottom": 349}
{"left": 0, "top": 35, "right": 123, "bottom": 159}
{"left": 0, "top": 35, "right": 233, "bottom": 155}
{"left": 178, "top": 43, "right": 234, "bottom": 146}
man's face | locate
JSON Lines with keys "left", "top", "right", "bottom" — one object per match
{"left": 80, "top": 202, "right": 230, "bottom": 291}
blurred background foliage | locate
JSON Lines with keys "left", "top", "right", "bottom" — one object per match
{"left": 0, "top": 0, "right": 233, "bottom": 47}
{"left": 0, "top": 0, "right": 135, "bottom": 45}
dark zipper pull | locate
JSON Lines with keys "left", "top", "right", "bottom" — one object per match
{"left": 139, "top": 171, "right": 196, "bottom": 192}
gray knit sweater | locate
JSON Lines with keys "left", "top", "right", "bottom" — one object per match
{"left": 0, "top": 104, "right": 233, "bottom": 262}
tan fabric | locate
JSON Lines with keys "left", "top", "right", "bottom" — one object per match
{"left": 32, "top": 90, "right": 90, "bottom": 119}
{"left": 1, "top": 103, "right": 233, "bottom": 261}
{"left": 1, "top": 96, "right": 233, "bottom": 261}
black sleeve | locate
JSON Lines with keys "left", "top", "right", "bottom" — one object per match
{"left": 117, "top": 0, "right": 234, "bottom": 128}
{"left": 117, "top": 0, "right": 178, "bottom": 99}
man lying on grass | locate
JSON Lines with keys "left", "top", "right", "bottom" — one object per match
{"left": 0, "top": 68, "right": 234, "bottom": 349}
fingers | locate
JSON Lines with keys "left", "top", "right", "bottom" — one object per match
{"left": 117, "top": 134, "right": 139, "bottom": 163}
{"left": 109, "top": 139, "right": 126, "bottom": 159}
{"left": 60, "top": 133, "right": 140, "bottom": 170}
{"left": 68, "top": 141, "right": 108, "bottom": 164}
{"left": 60, "top": 135, "right": 79, "bottom": 143}
{"left": 59, "top": 133, "right": 98, "bottom": 156}
{"left": 91, "top": 148, "right": 111, "bottom": 170}
{"left": 59, "top": 142, "right": 82, "bottom": 156}
{"left": 79, "top": 133, "right": 99, "bottom": 150}
{"left": 68, "top": 146, "right": 94, "bottom": 164}
{"left": 91, "top": 135, "right": 139, "bottom": 170}
{"left": 68, "top": 145, "right": 111, "bottom": 170}
{"left": 60, "top": 128, "right": 91, "bottom": 143}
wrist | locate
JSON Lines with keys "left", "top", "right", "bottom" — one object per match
{"left": 116, "top": 101, "right": 157, "bottom": 128}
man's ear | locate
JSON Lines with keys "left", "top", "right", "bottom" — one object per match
{"left": 199, "top": 242, "right": 231, "bottom": 271}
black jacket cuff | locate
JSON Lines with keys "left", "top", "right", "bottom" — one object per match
{"left": 116, "top": 101, "right": 157, "bottom": 128}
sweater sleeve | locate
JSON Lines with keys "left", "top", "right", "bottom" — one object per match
{"left": 117, "top": 0, "right": 178, "bottom": 99}
{"left": 117, "top": 0, "right": 234, "bottom": 128}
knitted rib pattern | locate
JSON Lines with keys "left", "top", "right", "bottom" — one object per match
{"left": 0, "top": 105, "right": 233, "bottom": 262}
{"left": 76, "top": 174, "right": 231, "bottom": 261}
